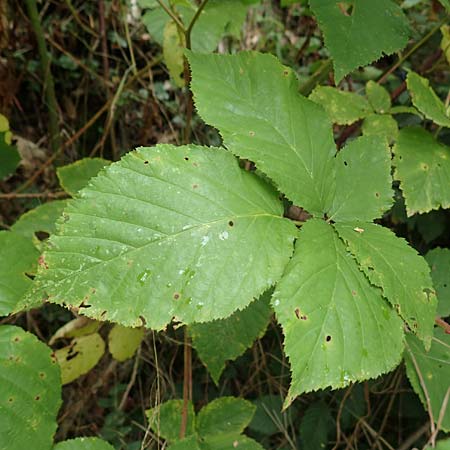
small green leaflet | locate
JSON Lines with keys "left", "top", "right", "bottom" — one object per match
{"left": 0, "top": 231, "right": 39, "bottom": 316}
{"left": 405, "top": 328, "right": 450, "bottom": 432}
{"left": 190, "top": 292, "right": 272, "bottom": 384}
{"left": 365, "top": 81, "right": 391, "bottom": 114}
{"left": 31, "top": 144, "right": 296, "bottom": 329}
{"left": 188, "top": 51, "right": 337, "bottom": 216}
{"left": 328, "top": 136, "right": 393, "bottom": 222}
{"left": 309, "top": 0, "right": 410, "bottom": 83}
{"left": 406, "top": 72, "right": 450, "bottom": 128}
{"left": 11, "top": 200, "right": 68, "bottom": 241}
{"left": 362, "top": 114, "right": 398, "bottom": 143}
{"left": 309, "top": 86, "right": 372, "bottom": 125}
{"left": 426, "top": 248, "right": 450, "bottom": 318}
{"left": 0, "top": 325, "right": 62, "bottom": 450}
{"left": 146, "top": 397, "right": 263, "bottom": 449}
{"left": 299, "top": 401, "right": 334, "bottom": 450}
{"left": 52, "top": 438, "right": 115, "bottom": 450}
{"left": 57, "top": 157, "right": 111, "bottom": 197}
{"left": 163, "top": 20, "right": 185, "bottom": 87}
{"left": 394, "top": 127, "right": 450, "bottom": 215}
{"left": 335, "top": 223, "right": 437, "bottom": 347}
{"left": 272, "top": 219, "right": 404, "bottom": 403}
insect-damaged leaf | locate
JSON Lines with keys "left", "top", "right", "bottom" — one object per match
{"left": 188, "top": 51, "right": 336, "bottom": 217}
{"left": 393, "top": 127, "right": 450, "bottom": 216}
{"left": 272, "top": 219, "right": 404, "bottom": 404}
{"left": 426, "top": 248, "right": 450, "bottom": 318}
{"left": 335, "top": 222, "right": 437, "bottom": 347}
{"left": 0, "top": 325, "right": 61, "bottom": 450}
{"left": 310, "top": 0, "right": 410, "bottom": 83}
{"left": 30, "top": 144, "right": 296, "bottom": 329}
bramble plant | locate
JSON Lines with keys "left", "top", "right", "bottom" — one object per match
{"left": 1, "top": 0, "right": 450, "bottom": 449}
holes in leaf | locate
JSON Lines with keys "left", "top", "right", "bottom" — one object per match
{"left": 34, "top": 395, "right": 41, "bottom": 401}
{"left": 8, "top": 397, "right": 14, "bottom": 403}
{"left": 420, "top": 163, "right": 429, "bottom": 171}
{"left": 79, "top": 300, "right": 92, "bottom": 309}
{"left": 144, "top": 160, "right": 149, "bottom": 164}
{"left": 228, "top": 220, "right": 234, "bottom": 227}
{"left": 375, "top": 192, "right": 380, "bottom": 198}
{"left": 337, "top": 2, "right": 354, "bottom": 16}
{"left": 13, "top": 336, "right": 21, "bottom": 343}
{"left": 343, "top": 161, "right": 348, "bottom": 166}
{"left": 35, "top": 231, "right": 50, "bottom": 241}
{"left": 39, "top": 372, "right": 46, "bottom": 379}
{"left": 184, "top": 156, "right": 189, "bottom": 161}
{"left": 139, "top": 315, "right": 147, "bottom": 326}
{"left": 173, "top": 292, "right": 181, "bottom": 300}
{"left": 326, "top": 335, "right": 332, "bottom": 342}
{"left": 283, "top": 69, "right": 289, "bottom": 76}
{"left": 294, "top": 308, "right": 307, "bottom": 320}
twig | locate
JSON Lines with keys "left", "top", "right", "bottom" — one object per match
{"left": 423, "top": 387, "right": 450, "bottom": 450}
{"left": 156, "top": 0, "right": 185, "bottom": 32}
{"left": 24, "top": 0, "right": 61, "bottom": 155}
{"left": 0, "top": 191, "right": 67, "bottom": 200}
{"left": 119, "top": 346, "right": 142, "bottom": 411}
{"left": 185, "top": 0, "right": 209, "bottom": 50}
{"left": 398, "top": 422, "right": 430, "bottom": 450}
{"left": 435, "top": 317, "right": 450, "bottom": 334}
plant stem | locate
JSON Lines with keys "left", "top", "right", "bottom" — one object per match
{"left": 179, "top": 327, "right": 192, "bottom": 439}
{"left": 185, "top": 0, "right": 209, "bottom": 50}
{"left": 25, "top": 0, "right": 61, "bottom": 156}
{"left": 156, "top": 0, "right": 185, "bottom": 32}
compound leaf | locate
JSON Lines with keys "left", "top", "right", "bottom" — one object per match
{"left": 57, "top": 158, "right": 111, "bottom": 197}
{"left": 328, "top": 136, "right": 393, "bottom": 222}
{"left": 425, "top": 248, "right": 450, "bottom": 317}
{"left": 197, "top": 397, "right": 255, "bottom": 437}
{"left": 0, "top": 231, "right": 39, "bottom": 316}
{"left": 393, "top": 127, "right": 450, "bottom": 216}
{"left": 335, "top": 222, "right": 437, "bottom": 347}
{"left": 0, "top": 325, "right": 61, "bottom": 450}
{"left": 309, "top": 86, "right": 372, "bottom": 125}
{"left": 188, "top": 51, "right": 336, "bottom": 216}
{"left": 272, "top": 219, "right": 404, "bottom": 404}
{"left": 190, "top": 292, "right": 271, "bottom": 384}
{"left": 309, "top": 0, "right": 410, "bottom": 82}
{"left": 53, "top": 438, "right": 115, "bottom": 450}
{"left": 30, "top": 145, "right": 295, "bottom": 329}
{"left": 405, "top": 328, "right": 450, "bottom": 432}
{"left": 108, "top": 324, "right": 144, "bottom": 362}
{"left": 55, "top": 333, "right": 105, "bottom": 384}
{"left": 406, "top": 72, "right": 450, "bottom": 128}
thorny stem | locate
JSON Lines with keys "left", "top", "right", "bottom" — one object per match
{"left": 24, "top": 0, "right": 61, "bottom": 156}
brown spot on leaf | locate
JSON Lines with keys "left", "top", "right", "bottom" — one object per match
{"left": 192, "top": 184, "right": 198, "bottom": 189}
{"left": 249, "top": 131, "right": 255, "bottom": 137}
{"left": 38, "top": 255, "right": 49, "bottom": 270}
{"left": 139, "top": 315, "right": 147, "bottom": 326}
{"left": 173, "top": 292, "right": 180, "bottom": 300}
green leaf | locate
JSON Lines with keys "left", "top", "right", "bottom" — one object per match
{"left": 272, "top": 219, "right": 404, "bottom": 403}
{"left": 309, "top": 0, "right": 410, "bottom": 82}
{"left": 365, "top": 81, "right": 391, "bottom": 113}
{"left": 404, "top": 328, "right": 450, "bottom": 432}
{"left": 248, "top": 395, "right": 291, "bottom": 436}
{"left": 199, "top": 434, "right": 263, "bottom": 450}
{"left": 31, "top": 144, "right": 296, "bottom": 329}
{"left": 57, "top": 158, "right": 111, "bottom": 197}
{"left": 299, "top": 401, "right": 334, "bottom": 450}
{"left": 11, "top": 200, "right": 68, "bottom": 240}
{"left": 146, "top": 399, "right": 196, "bottom": 441}
{"left": 435, "top": 439, "right": 450, "bottom": 450}
{"left": 361, "top": 114, "right": 398, "bottom": 143}
{"left": 197, "top": 397, "right": 256, "bottom": 438}
{"left": 441, "top": 25, "right": 450, "bottom": 65}
{"left": 393, "top": 127, "right": 450, "bottom": 216}
{"left": 309, "top": 86, "right": 372, "bottom": 125}
{"left": 406, "top": 72, "right": 450, "bottom": 128}
{"left": 53, "top": 438, "right": 115, "bottom": 450}
{"left": 108, "top": 324, "right": 144, "bottom": 362}
{"left": 189, "top": 292, "right": 272, "bottom": 384}
{"left": 55, "top": 333, "right": 105, "bottom": 384}
{"left": 168, "top": 436, "right": 201, "bottom": 450}
{"left": 0, "top": 325, "right": 61, "bottom": 450}
{"left": 163, "top": 21, "right": 185, "bottom": 87}
{"left": 0, "top": 231, "right": 39, "bottom": 316}
{"left": 335, "top": 222, "right": 437, "bottom": 347}
{"left": 188, "top": 51, "right": 336, "bottom": 216}
{"left": 426, "top": 248, "right": 450, "bottom": 317}
{"left": 328, "top": 135, "right": 393, "bottom": 222}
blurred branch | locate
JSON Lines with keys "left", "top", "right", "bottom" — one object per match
{"left": 24, "top": 0, "right": 61, "bottom": 155}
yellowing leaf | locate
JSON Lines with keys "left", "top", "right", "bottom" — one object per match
{"left": 163, "top": 21, "right": 185, "bottom": 87}
{"left": 108, "top": 324, "right": 144, "bottom": 362}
